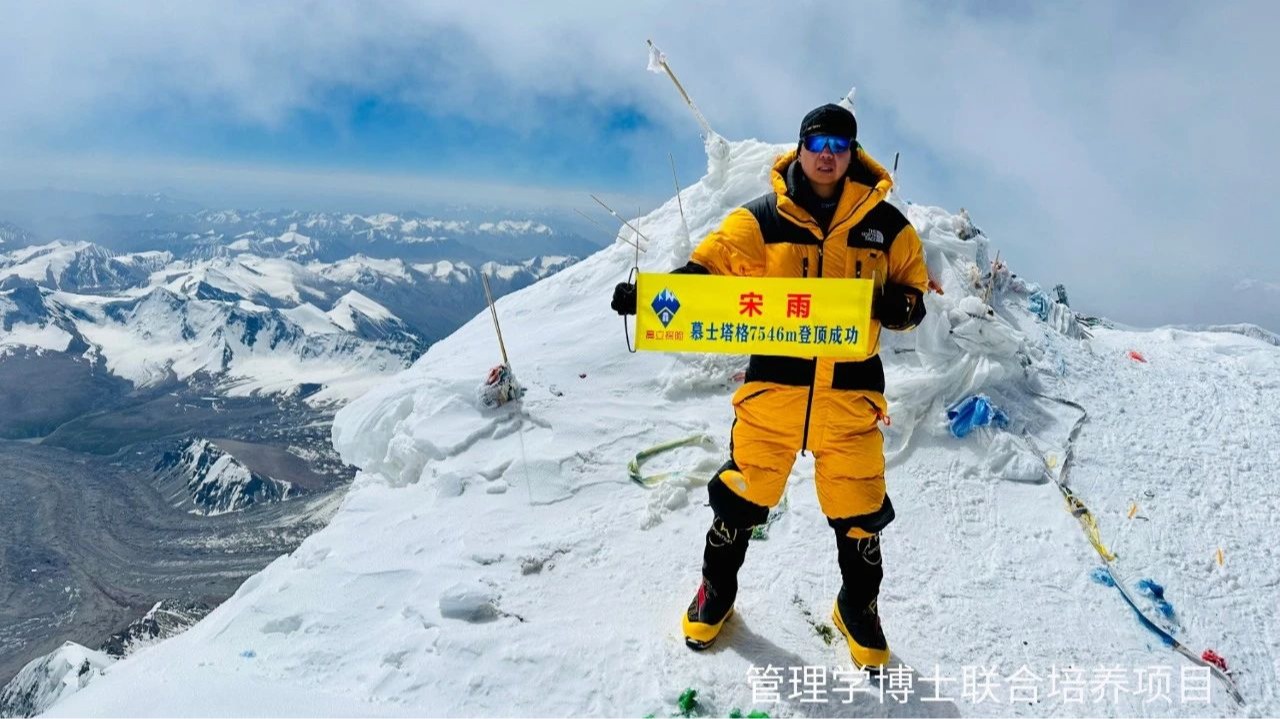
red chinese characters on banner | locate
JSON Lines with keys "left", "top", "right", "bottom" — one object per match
{"left": 786, "top": 293, "right": 812, "bottom": 319}
{"left": 739, "top": 292, "right": 764, "bottom": 317}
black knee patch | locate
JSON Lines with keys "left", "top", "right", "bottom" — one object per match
{"left": 708, "top": 460, "right": 769, "bottom": 529}
{"left": 827, "top": 495, "right": 896, "bottom": 536}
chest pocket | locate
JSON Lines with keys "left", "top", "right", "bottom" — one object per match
{"left": 844, "top": 225, "right": 891, "bottom": 288}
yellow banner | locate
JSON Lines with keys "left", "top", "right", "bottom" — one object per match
{"left": 635, "top": 273, "right": 873, "bottom": 359}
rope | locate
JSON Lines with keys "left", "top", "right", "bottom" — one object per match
{"left": 628, "top": 434, "right": 717, "bottom": 488}
{"left": 1029, "top": 391, "right": 1244, "bottom": 704}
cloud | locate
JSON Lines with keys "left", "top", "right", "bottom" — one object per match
{"left": 0, "top": 152, "right": 658, "bottom": 213}
{"left": 1236, "top": 278, "right": 1280, "bottom": 294}
{"left": 1, "top": 1, "right": 1278, "bottom": 329}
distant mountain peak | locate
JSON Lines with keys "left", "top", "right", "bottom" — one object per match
{"left": 157, "top": 438, "right": 301, "bottom": 516}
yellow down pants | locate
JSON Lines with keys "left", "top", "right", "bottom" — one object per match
{"left": 723, "top": 381, "right": 889, "bottom": 538}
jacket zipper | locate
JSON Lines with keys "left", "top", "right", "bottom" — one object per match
{"left": 787, "top": 184, "right": 879, "bottom": 454}
{"left": 800, "top": 244, "right": 825, "bottom": 454}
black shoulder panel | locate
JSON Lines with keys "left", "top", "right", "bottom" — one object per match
{"left": 846, "top": 201, "right": 911, "bottom": 251}
{"left": 742, "top": 193, "right": 778, "bottom": 230}
{"left": 743, "top": 192, "right": 818, "bottom": 246}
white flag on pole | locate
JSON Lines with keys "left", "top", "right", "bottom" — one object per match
{"left": 647, "top": 43, "right": 667, "bottom": 74}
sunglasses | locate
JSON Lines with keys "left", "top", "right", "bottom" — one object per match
{"left": 802, "top": 134, "right": 852, "bottom": 154}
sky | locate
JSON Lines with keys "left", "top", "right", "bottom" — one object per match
{"left": 1, "top": 1, "right": 1278, "bottom": 331}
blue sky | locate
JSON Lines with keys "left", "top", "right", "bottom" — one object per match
{"left": 2, "top": 1, "right": 1279, "bottom": 330}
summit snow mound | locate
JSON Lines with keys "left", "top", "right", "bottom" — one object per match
{"left": 46, "top": 139, "right": 1280, "bottom": 717}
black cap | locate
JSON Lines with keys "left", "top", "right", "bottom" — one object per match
{"left": 798, "top": 103, "right": 857, "bottom": 141}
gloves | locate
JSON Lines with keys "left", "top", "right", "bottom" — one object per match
{"left": 874, "top": 282, "right": 926, "bottom": 330}
{"left": 612, "top": 263, "right": 706, "bottom": 316}
{"left": 611, "top": 282, "right": 637, "bottom": 315}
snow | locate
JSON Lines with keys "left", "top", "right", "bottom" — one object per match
{"left": 0, "top": 642, "right": 112, "bottom": 717}
{"left": 64, "top": 287, "right": 410, "bottom": 401}
{"left": 0, "top": 240, "right": 110, "bottom": 288}
{"left": 113, "top": 250, "right": 173, "bottom": 271}
{"left": 476, "top": 220, "right": 552, "bottom": 235}
{"left": 478, "top": 260, "right": 520, "bottom": 281}
{"left": 159, "top": 255, "right": 328, "bottom": 306}
{"left": 361, "top": 213, "right": 402, "bottom": 230}
{"left": 45, "top": 139, "right": 1280, "bottom": 717}
{"left": 0, "top": 321, "right": 73, "bottom": 355}
{"left": 178, "top": 439, "right": 297, "bottom": 515}
{"left": 411, "top": 260, "right": 474, "bottom": 283}
{"left": 274, "top": 230, "right": 312, "bottom": 246}
{"left": 326, "top": 290, "right": 396, "bottom": 332}
{"left": 281, "top": 303, "right": 343, "bottom": 335}
{"left": 528, "top": 255, "right": 570, "bottom": 270}
{"left": 315, "top": 255, "right": 413, "bottom": 284}
{"left": 202, "top": 210, "right": 244, "bottom": 224}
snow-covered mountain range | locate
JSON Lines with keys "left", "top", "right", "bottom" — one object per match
{"left": 24, "top": 139, "right": 1278, "bottom": 717}
{"left": 0, "top": 205, "right": 600, "bottom": 264}
{"left": 0, "top": 230, "right": 578, "bottom": 406}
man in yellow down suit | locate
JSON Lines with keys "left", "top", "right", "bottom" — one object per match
{"left": 611, "top": 103, "right": 929, "bottom": 669}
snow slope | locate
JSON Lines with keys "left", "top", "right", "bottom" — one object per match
{"left": 45, "top": 140, "right": 1280, "bottom": 717}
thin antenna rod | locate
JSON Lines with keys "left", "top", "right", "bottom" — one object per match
{"left": 637, "top": 207, "right": 645, "bottom": 268}
{"left": 669, "top": 153, "right": 688, "bottom": 232}
{"left": 590, "top": 194, "right": 654, "bottom": 250}
{"left": 573, "top": 208, "right": 644, "bottom": 251}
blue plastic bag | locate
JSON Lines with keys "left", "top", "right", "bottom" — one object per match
{"left": 1028, "top": 291, "right": 1050, "bottom": 321}
{"left": 945, "top": 395, "right": 1010, "bottom": 438}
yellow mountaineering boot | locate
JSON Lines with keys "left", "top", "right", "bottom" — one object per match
{"left": 832, "top": 593, "right": 891, "bottom": 671}
{"left": 681, "top": 515, "right": 750, "bottom": 650}
{"left": 682, "top": 577, "right": 735, "bottom": 650}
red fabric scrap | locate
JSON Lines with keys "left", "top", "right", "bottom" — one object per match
{"left": 1202, "top": 649, "right": 1228, "bottom": 672}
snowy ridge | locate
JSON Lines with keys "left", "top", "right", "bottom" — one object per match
{"left": 157, "top": 255, "right": 331, "bottom": 307}
{"left": 0, "top": 280, "right": 87, "bottom": 359}
{"left": 0, "top": 241, "right": 149, "bottom": 293}
{"left": 315, "top": 255, "right": 413, "bottom": 284}
{"left": 1167, "top": 323, "right": 1280, "bottom": 347}
{"left": 325, "top": 291, "right": 408, "bottom": 340}
{"left": 45, "top": 140, "right": 1280, "bottom": 717}
{"left": 223, "top": 230, "right": 319, "bottom": 260}
{"left": 0, "top": 642, "right": 111, "bottom": 718}
{"left": 98, "top": 602, "right": 213, "bottom": 658}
